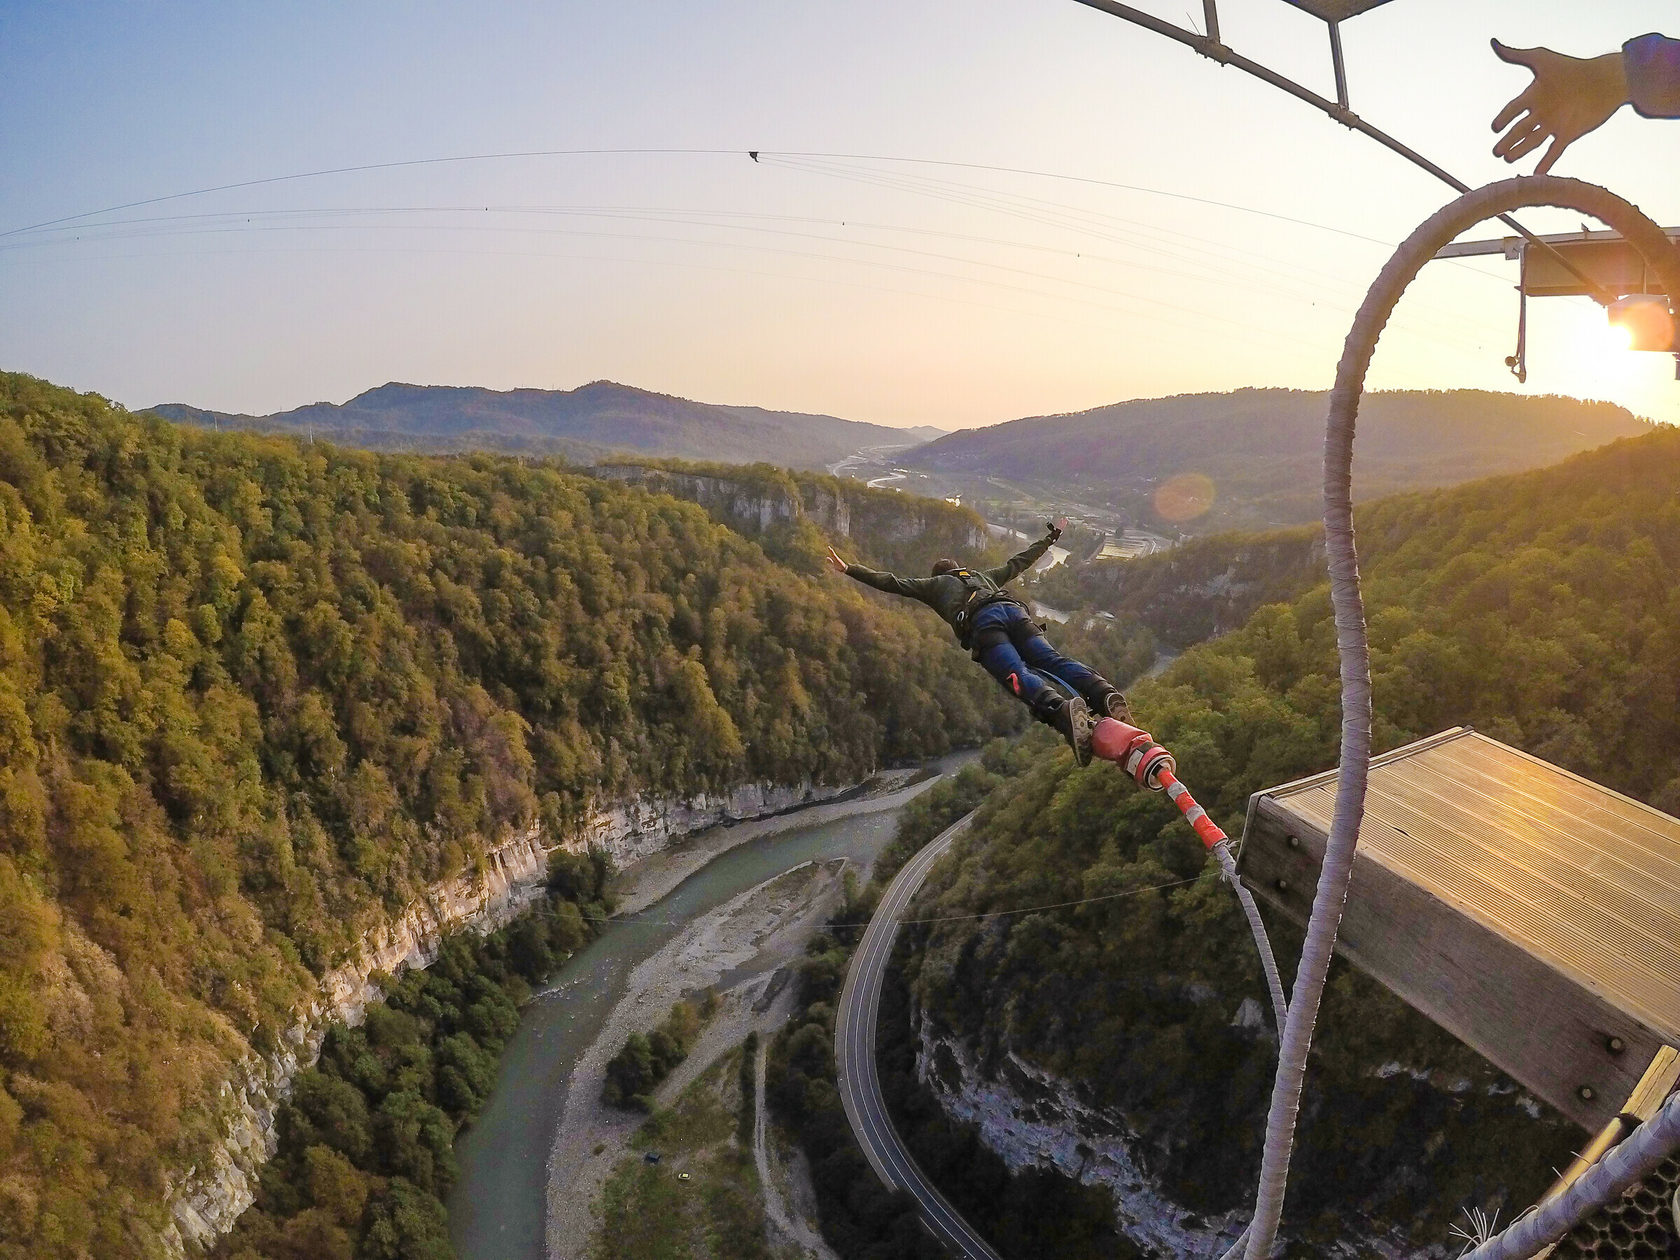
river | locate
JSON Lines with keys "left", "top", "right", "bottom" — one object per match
{"left": 447, "top": 753, "right": 975, "bottom": 1260}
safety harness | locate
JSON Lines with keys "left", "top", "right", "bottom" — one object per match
{"left": 948, "top": 567, "right": 1027, "bottom": 654}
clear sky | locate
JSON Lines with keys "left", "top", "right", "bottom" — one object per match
{"left": 2, "top": 1, "right": 1676, "bottom": 430}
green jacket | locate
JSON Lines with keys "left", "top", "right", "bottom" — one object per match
{"left": 843, "top": 533, "right": 1054, "bottom": 638}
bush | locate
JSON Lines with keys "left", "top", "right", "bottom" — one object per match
{"left": 602, "top": 998, "right": 707, "bottom": 1109}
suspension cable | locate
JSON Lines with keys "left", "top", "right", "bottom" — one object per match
{"left": 1063, "top": 0, "right": 1617, "bottom": 305}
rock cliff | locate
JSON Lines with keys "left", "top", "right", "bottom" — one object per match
{"left": 164, "top": 778, "right": 845, "bottom": 1254}
{"left": 913, "top": 1014, "right": 1464, "bottom": 1260}
{"left": 592, "top": 463, "right": 990, "bottom": 556}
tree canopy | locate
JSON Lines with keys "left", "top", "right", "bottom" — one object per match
{"left": 905, "top": 423, "right": 1680, "bottom": 1246}
{"left": 0, "top": 371, "right": 1014, "bottom": 1260}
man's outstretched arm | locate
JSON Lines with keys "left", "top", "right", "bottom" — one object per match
{"left": 984, "top": 518, "right": 1063, "bottom": 587}
{"left": 826, "top": 545, "right": 937, "bottom": 599}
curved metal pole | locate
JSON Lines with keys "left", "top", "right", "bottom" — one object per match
{"left": 1241, "top": 174, "right": 1680, "bottom": 1260}
{"left": 1063, "top": 0, "right": 1616, "bottom": 304}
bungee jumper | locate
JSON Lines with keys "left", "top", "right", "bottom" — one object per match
{"left": 825, "top": 518, "right": 1128, "bottom": 764}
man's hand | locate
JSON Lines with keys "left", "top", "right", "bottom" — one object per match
{"left": 824, "top": 546, "right": 849, "bottom": 574}
{"left": 1491, "top": 40, "right": 1628, "bottom": 174}
{"left": 1045, "top": 517, "right": 1067, "bottom": 542}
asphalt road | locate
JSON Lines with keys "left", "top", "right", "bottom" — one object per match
{"left": 835, "top": 811, "right": 1002, "bottom": 1260}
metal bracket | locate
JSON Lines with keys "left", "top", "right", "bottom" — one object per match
{"left": 1506, "top": 244, "right": 1529, "bottom": 383}
{"left": 1328, "top": 21, "right": 1349, "bottom": 110}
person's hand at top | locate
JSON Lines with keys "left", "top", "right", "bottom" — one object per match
{"left": 825, "top": 545, "right": 848, "bottom": 574}
{"left": 1046, "top": 517, "right": 1067, "bottom": 541}
{"left": 1490, "top": 39, "right": 1629, "bottom": 173}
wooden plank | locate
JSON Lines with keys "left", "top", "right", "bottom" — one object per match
{"left": 1240, "top": 796, "right": 1660, "bottom": 1131}
{"left": 1266, "top": 733, "right": 1680, "bottom": 1041}
{"left": 1622, "top": 1044, "right": 1680, "bottom": 1123}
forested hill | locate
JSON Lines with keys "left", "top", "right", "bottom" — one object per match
{"left": 0, "top": 371, "right": 1012, "bottom": 1260}
{"left": 905, "top": 388, "right": 1649, "bottom": 533}
{"left": 149, "top": 380, "right": 939, "bottom": 472}
{"left": 901, "top": 422, "right": 1680, "bottom": 1253}
{"left": 1030, "top": 523, "right": 1323, "bottom": 648}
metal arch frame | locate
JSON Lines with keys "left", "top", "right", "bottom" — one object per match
{"left": 1064, "top": 0, "right": 1616, "bottom": 304}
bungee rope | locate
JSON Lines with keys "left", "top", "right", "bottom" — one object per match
{"left": 1239, "top": 175, "right": 1680, "bottom": 1260}
{"left": 1089, "top": 719, "right": 1289, "bottom": 1037}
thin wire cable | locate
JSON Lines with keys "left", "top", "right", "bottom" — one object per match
{"left": 0, "top": 147, "right": 740, "bottom": 238}
{"left": 4, "top": 148, "right": 1518, "bottom": 356}
{"left": 0, "top": 146, "right": 1389, "bottom": 244}
{"left": 1212, "top": 841, "right": 1288, "bottom": 1033}
{"left": 773, "top": 151, "right": 1397, "bottom": 247}
{"left": 0, "top": 213, "right": 1350, "bottom": 341}
{"left": 8, "top": 216, "right": 1391, "bottom": 361}
{"left": 3, "top": 197, "right": 1501, "bottom": 362}
{"left": 3, "top": 142, "right": 1529, "bottom": 329}
{"left": 579, "top": 873, "right": 1202, "bottom": 932}
{"left": 761, "top": 154, "right": 1518, "bottom": 346}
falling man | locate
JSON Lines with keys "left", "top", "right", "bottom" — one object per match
{"left": 826, "top": 518, "right": 1128, "bottom": 765}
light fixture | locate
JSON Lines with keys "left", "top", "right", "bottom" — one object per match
{"left": 1607, "top": 294, "right": 1678, "bottom": 353}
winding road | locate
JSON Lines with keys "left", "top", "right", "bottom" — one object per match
{"left": 835, "top": 811, "right": 1001, "bottom": 1260}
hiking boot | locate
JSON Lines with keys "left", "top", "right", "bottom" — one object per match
{"left": 1098, "top": 688, "right": 1132, "bottom": 724}
{"left": 1036, "top": 693, "right": 1094, "bottom": 766}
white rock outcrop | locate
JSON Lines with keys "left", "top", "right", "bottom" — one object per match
{"left": 913, "top": 1018, "right": 1448, "bottom": 1260}
{"left": 915, "top": 1020, "right": 1249, "bottom": 1258}
{"left": 568, "top": 780, "right": 841, "bottom": 867}
{"left": 164, "top": 779, "right": 843, "bottom": 1255}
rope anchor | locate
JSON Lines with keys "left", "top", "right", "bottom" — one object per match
{"left": 1091, "top": 718, "right": 1225, "bottom": 848}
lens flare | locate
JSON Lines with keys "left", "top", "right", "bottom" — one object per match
{"left": 1154, "top": 473, "right": 1215, "bottom": 523}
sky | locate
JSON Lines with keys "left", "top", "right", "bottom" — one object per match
{"left": 2, "top": 1, "right": 1677, "bottom": 431}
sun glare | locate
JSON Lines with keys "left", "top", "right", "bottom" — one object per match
{"left": 1547, "top": 303, "right": 1646, "bottom": 390}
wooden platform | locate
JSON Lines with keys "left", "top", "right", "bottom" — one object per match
{"left": 1238, "top": 728, "right": 1680, "bottom": 1130}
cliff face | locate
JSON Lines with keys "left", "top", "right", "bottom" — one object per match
{"left": 593, "top": 463, "right": 991, "bottom": 561}
{"left": 1046, "top": 527, "right": 1324, "bottom": 647}
{"left": 594, "top": 466, "right": 818, "bottom": 535}
{"left": 162, "top": 778, "right": 845, "bottom": 1255}
{"left": 911, "top": 1011, "right": 1497, "bottom": 1260}
{"left": 914, "top": 1014, "right": 1252, "bottom": 1259}
{"left": 566, "top": 779, "right": 843, "bottom": 868}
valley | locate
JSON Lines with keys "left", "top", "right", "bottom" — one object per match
{"left": 4, "top": 367, "right": 1677, "bottom": 1260}
{"left": 448, "top": 755, "right": 971, "bottom": 1260}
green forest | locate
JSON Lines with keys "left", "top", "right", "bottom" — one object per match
{"left": 212, "top": 877, "right": 602, "bottom": 1260}
{"left": 0, "top": 372, "right": 1019, "bottom": 1260}
{"left": 1028, "top": 524, "right": 1322, "bottom": 649}
{"left": 602, "top": 995, "right": 710, "bottom": 1110}
{"left": 900, "top": 424, "right": 1680, "bottom": 1250}
{"left": 10, "top": 358, "right": 1679, "bottom": 1258}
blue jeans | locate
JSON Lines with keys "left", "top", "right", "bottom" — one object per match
{"left": 972, "top": 602, "right": 1104, "bottom": 709}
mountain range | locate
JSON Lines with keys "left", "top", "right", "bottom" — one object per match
{"left": 905, "top": 387, "right": 1651, "bottom": 532}
{"left": 148, "top": 381, "right": 1654, "bottom": 536}
{"left": 148, "top": 380, "right": 944, "bottom": 471}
